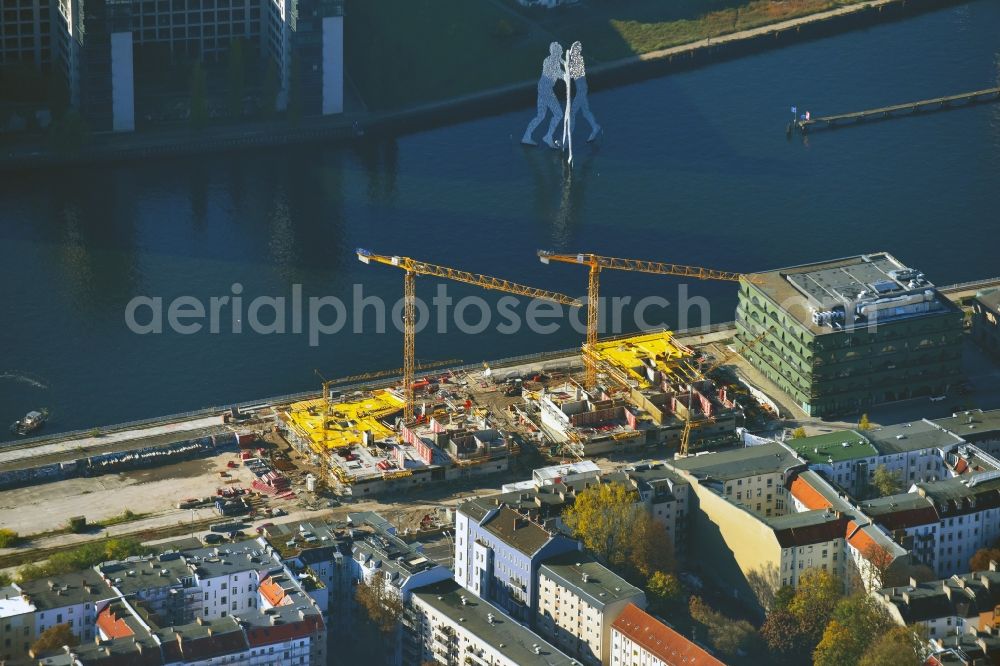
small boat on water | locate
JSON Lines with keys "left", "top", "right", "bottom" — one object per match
{"left": 10, "top": 408, "right": 48, "bottom": 435}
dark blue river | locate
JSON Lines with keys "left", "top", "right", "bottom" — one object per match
{"left": 2, "top": 0, "right": 999, "bottom": 434}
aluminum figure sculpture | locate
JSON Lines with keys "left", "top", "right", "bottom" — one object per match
{"left": 567, "top": 41, "right": 601, "bottom": 144}
{"left": 522, "top": 42, "right": 566, "bottom": 149}
{"left": 523, "top": 41, "right": 600, "bottom": 167}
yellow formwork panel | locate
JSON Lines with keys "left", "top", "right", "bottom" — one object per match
{"left": 589, "top": 331, "right": 693, "bottom": 390}
{"left": 286, "top": 390, "right": 403, "bottom": 452}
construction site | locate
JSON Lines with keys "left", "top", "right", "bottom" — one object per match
{"left": 0, "top": 249, "right": 790, "bottom": 579}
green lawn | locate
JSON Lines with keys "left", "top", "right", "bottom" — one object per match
{"left": 346, "top": 0, "right": 869, "bottom": 111}
{"left": 522, "top": 0, "right": 867, "bottom": 61}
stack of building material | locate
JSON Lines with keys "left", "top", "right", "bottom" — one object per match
{"left": 251, "top": 470, "right": 290, "bottom": 496}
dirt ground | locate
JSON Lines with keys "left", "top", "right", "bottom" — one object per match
{"left": 0, "top": 451, "right": 256, "bottom": 536}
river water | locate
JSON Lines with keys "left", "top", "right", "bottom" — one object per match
{"left": 2, "top": 0, "right": 998, "bottom": 434}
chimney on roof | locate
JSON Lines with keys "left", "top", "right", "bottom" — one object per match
{"left": 981, "top": 575, "right": 991, "bottom": 590}
{"left": 910, "top": 577, "right": 918, "bottom": 588}
{"left": 990, "top": 560, "right": 999, "bottom": 572}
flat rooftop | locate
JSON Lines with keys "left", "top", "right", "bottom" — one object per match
{"left": 915, "top": 473, "right": 1000, "bottom": 508}
{"left": 539, "top": 551, "right": 644, "bottom": 610}
{"left": 100, "top": 554, "right": 194, "bottom": 597}
{"left": 866, "top": 420, "right": 964, "bottom": 455}
{"left": 19, "top": 568, "right": 113, "bottom": 610}
{"left": 260, "top": 519, "right": 349, "bottom": 561}
{"left": 785, "top": 430, "right": 876, "bottom": 464}
{"left": 746, "top": 252, "right": 957, "bottom": 335}
{"left": 670, "top": 442, "right": 802, "bottom": 482}
{"left": 934, "top": 409, "right": 1000, "bottom": 444}
{"left": 411, "top": 580, "right": 575, "bottom": 665}
{"left": 0, "top": 585, "right": 35, "bottom": 617}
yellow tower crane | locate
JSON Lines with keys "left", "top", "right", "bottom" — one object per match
{"left": 357, "top": 249, "right": 582, "bottom": 422}
{"left": 537, "top": 251, "right": 763, "bottom": 387}
{"left": 679, "top": 330, "right": 768, "bottom": 456}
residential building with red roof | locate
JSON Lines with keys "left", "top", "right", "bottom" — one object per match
{"left": 668, "top": 453, "right": 909, "bottom": 607}
{"left": 610, "top": 603, "right": 725, "bottom": 666}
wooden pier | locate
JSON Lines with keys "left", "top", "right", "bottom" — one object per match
{"left": 795, "top": 86, "right": 1000, "bottom": 133}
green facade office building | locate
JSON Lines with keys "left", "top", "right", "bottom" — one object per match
{"left": 735, "top": 252, "right": 963, "bottom": 417}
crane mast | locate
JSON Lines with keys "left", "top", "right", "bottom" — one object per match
{"left": 538, "top": 251, "right": 762, "bottom": 387}
{"left": 358, "top": 249, "right": 581, "bottom": 421}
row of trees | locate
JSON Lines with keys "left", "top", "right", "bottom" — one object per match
{"left": 560, "top": 481, "right": 933, "bottom": 663}
{"left": 17, "top": 538, "right": 148, "bottom": 583}
{"left": 760, "top": 569, "right": 926, "bottom": 666}
{"left": 562, "top": 482, "right": 682, "bottom": 612}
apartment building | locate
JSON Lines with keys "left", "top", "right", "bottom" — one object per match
{"left": 408, "top": 579, "right": 576, "bottom": 666}
{"left": 784, "top": 422, "right": 955, "bottom": 497}
{"left": 876, "top": 564, "right": 1000, "bottom": 640}
{"left": 535, "top": 551, "right": 646, "bottom": 666}
{"left": 454, "top": 499, "right": 579, "bottom": 623}
{"left": 16, "top": 569, "right": 115, "bottom": 645}
{"left": 257, "top": 519, "right": 353, "bottom": 620}
{"left": 5, "top": 539, "right": 326, "bottom": 665}
{"left": 610, "top": 603, "right": 724, "bottom": 666}
{"left": 495, "top": 461, "right": 691, "bottom": 562}
{"left": 678, "top": 455, "right": 909, "bottom": 603}
{"left": 669, "top": 442, "right": 804, "bottom": 518}
{"left": 0, "top": 584, "right": 36, "bottom": 663}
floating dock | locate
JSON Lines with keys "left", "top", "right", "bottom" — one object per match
{"left": 794, "top": 86, "right": 1000, "bottom": 133}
